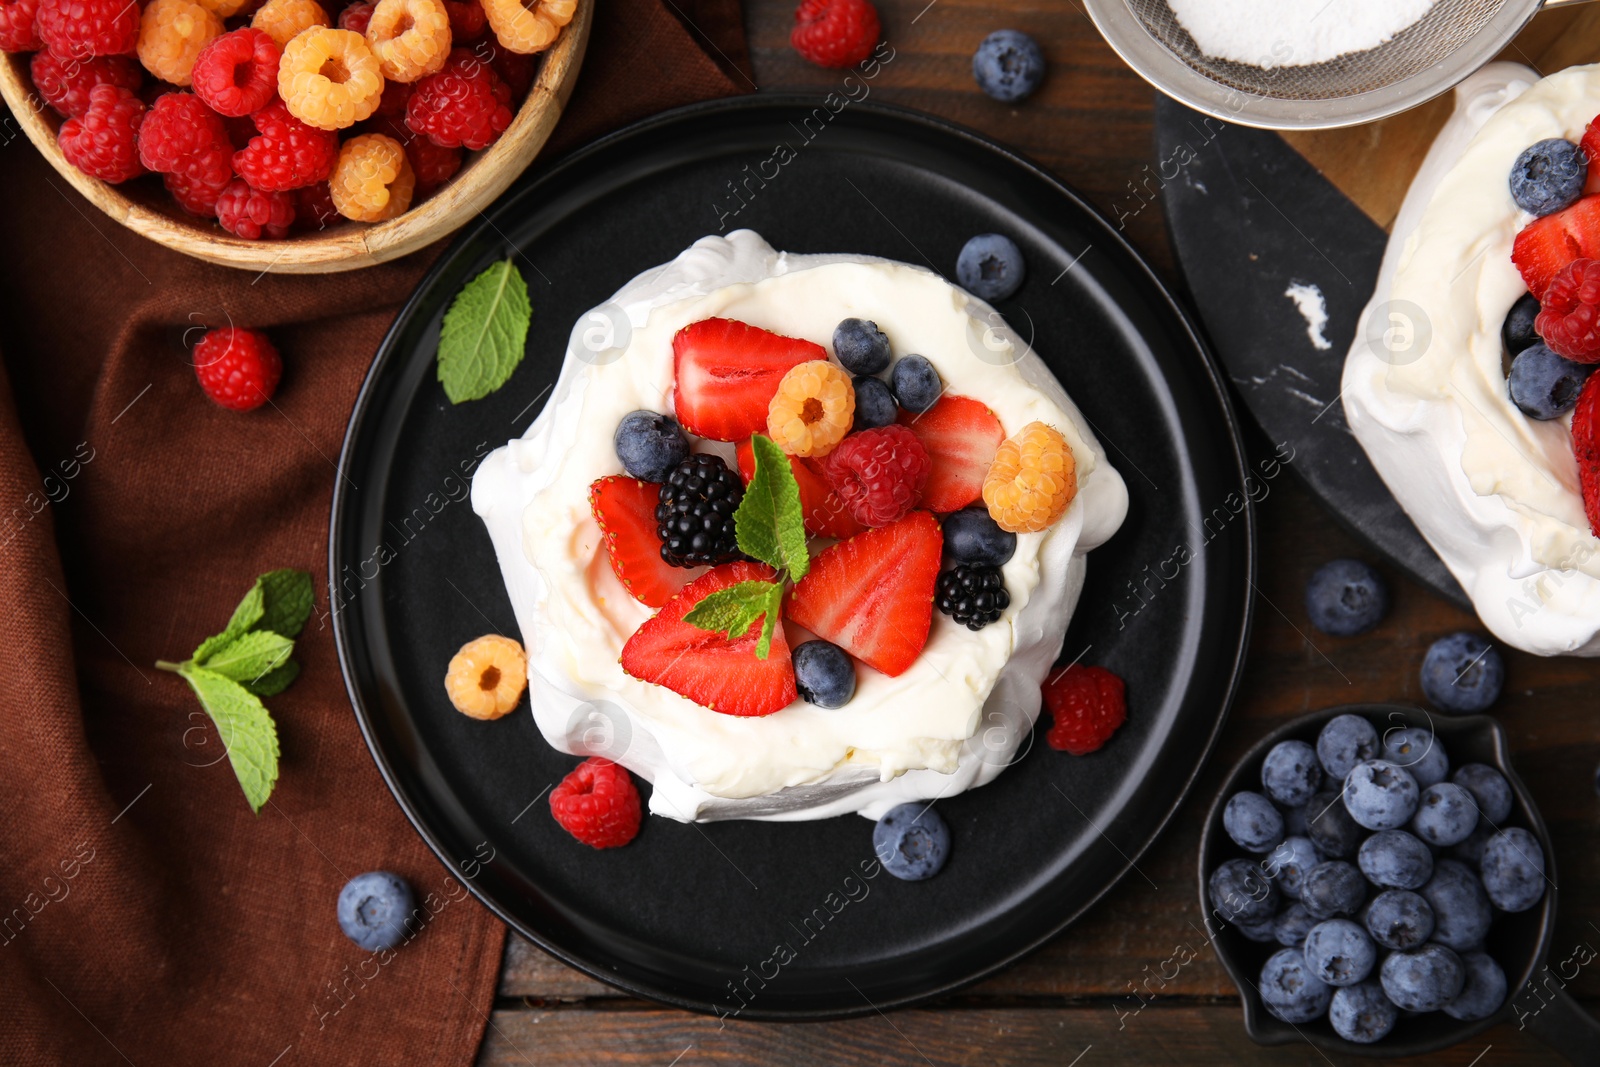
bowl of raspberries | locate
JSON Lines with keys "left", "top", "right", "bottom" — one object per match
{"left": 0, "top": 0, "right": 588, "bottom": 271}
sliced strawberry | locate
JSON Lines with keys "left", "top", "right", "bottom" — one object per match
{"left": 785, "top": 511, "right": 942, "bottom": 677}
{"left": 1583, "top": 117, "right": 1600, "bottom": 197}
{"left": 735, "top": 437, "right": 866, "bottom": 540}
{"left": 620, "top": 561, "right": 796, "bottom": 716}
{"left": 589, "top": 476, "right": 703, "bottom": 608}
{"left": 896, "top": 394, "right": 1005, "bottom": 512}
{"left": 1573, "top": 372, "right": 1600, "bottom": 537}
{"left": 671, "top": 318, "right": 825, "bottom": 441}
{"left": 1513, "top": 195, "right": 1600, "bottom": 299}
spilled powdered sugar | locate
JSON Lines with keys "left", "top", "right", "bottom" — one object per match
{"left": 1284, "top": 282, "right": 1332, "bottom": 350}
{"left": 1166, "top": 0, "right": 1436, "bottom": 69}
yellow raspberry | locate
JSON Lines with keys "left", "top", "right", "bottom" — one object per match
{"left": 137, "top": 0, "right": 224, "bottom": 87}
{"left": 444, "top": 634, "right": 527, "bottom": 720}
{"left": 329, "top": 133, "right": 415, "bottom": 221}
{"left": 193, "top": 0, "right": 249, "bottom": 18}
{"left": 252, "top": 0, "right": 330, "bottom": 49}
{"left": 481, "top": 0, "right": 574, "bottom": 55}
{"left": 365, "top": 0, "right": 451, "bottom": 82}
{"left": 982, "top": 421, "right": 1077, "bottom": 533}
{"left": 277, "top": 27, "right": 384, "bottom": 130}
{"left": 766, "top": 359, "right": 854, "bottom": 458}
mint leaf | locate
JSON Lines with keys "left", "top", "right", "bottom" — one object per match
{"left": 437, "top": 258, "right": 532, "bottom": 404}
{"left": 753, "top": 583, "right": 783, "bottom": 660}
{"left": 682, "top": 579, "right": 784, "bottom": 659}
{"left": 254, "top": 568, "right": 314, "bottom": 638}
{"left": 179, "top": 665, "right": 280, "bottom": 813}
{"left": 242, "top": 659, "right": 300, "bottom": 698}
{"left": 735, "top": 435, "right": 809, "bottom": 581}
{"left": 193, "top": 583, "right": 264, "bottom": 661}
{"left": 197, "top": 629, "right": 294, "bottom": 685}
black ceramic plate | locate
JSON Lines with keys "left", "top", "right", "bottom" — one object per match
{"left": 331, "top": 95, "right": 1256, "bottom": 1019}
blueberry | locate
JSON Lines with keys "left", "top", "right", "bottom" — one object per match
{"left": 971, "top": 29, "right": 1045, "bottom": 104}
{"left": 850, "top": 375, "right": 899, "bottom": 431}
{"left": 1303, "top": 918, "right": 1377, "bottom": 987}
{"left": 792, "top": 640, "right": 855, "bottom": 709}
{"left": 1317, "top": 714, "right": 1379, "bottom": 780}
{"left": 1343, "top": 759, "right": 1420, "bottom": 831}
{"left": 1264, "top": 835, "right": 1321, "bottom": 900}
{"left": 1301, "top": 860, "right": 1366, "bottom": 920}
{"left": 1305, "top": 560, "right": 1388, "bottom": 637}
{"left": 1358, "top": 829, "right": 1434, "bottom": 890}
{"left": 872, "top": 803, "right": 950, "bottom": 881}
{"left": 337, "top": 871, "right": 415, "bottom": 952}
{"left": 1381, "top": 726, "right": 1450, "bottom": 788}
{"left": 1283, "top": 801, "right": 1311, "bottom": 838}
{"left": 1224, "top": 791, "right": 1285, "bottom": 853}
{"left": 1509, "top": 138, "right": 1587, "bottom": 216}
{"left": 1452, "top": 763, "right": 1513, "bottom": 825}
{"left": 1261, "top": 740, "right": 1324, "bottom": 807}
{"left": 1209, "top": 857, "right": 1279, "bottom": 924}
{"left": 1444, "top": 951, "right": 1508, "bottom": 1021}
{"left": 1421, "top": 859, "right": 1494, "bottom": 950}
{"left": 1503, "top": 293, "right": 1543, "bottom": 357}
{"left": 1259, "top": 947, "right": 1334, "bottom": 1023}
{"left": 955, "top": 234, "right": 1026, "bottom": 302}
{"left": 613, "top": 410, "right": 689, "bottom": 483}
{"left": 832, "top": 318, "right": 891, "bottom": 375}
{"left": 1412, "top": 783, "right": 1480, "bottom": 847}
{"left": 1306, "top": 789, "right": 1365, "bottom": 859}
{"left": 1420, "top": 633, "right": 1505, "bottom": 714}
{"left": 1330, "top": 980, "right": 1399, "bottom": 1043}
{"left": 1381, "top": 943, "right": 1466, "bottom": 1012}
{"left": 1274, "top": 902, "right": 1317, "bottom": 947}
{"left": 1480, "top": 827, "right": 1546, "bottom": 912}
{"left": 1365, "top": 889, "right": 1435, "bottom": 951}
{"left": 1237, "top": 914, "right": 1280, "bottom": 943}
{"left": 942, "top": 506, "right": 1017, "bottom": 567}
{"left": 1509, "top": 343, "right": 1593, "bottom": 420}
{"left": 1452, "top": 824, "right": 1495, "bottom": 867}
{"left": 889, "top": 354, "right": 942, "bottom": 413}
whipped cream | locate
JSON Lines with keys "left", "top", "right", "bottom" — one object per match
{"left": 1343, "top": 63, "right": 1600, "bottom": 657}
{"left": 472, "top": 231, "right": 1128, "bottom": 821}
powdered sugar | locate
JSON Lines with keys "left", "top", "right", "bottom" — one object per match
{"left": 1284, "top": 282, "right": 1332, "bottom": 350}
{"left": 1167, "top": 0, "right": 1437, "bottom": 69}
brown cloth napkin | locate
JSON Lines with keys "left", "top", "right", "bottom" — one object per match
{"left": 0, "top": 1, "right": 745, "bottom": 1062}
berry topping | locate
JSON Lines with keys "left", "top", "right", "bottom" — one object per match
{"left": 589, "top": 476, "right": 702, "bottom": 608}
{"left": 549, "top": 757, "right": 642, "bottom": 849}
{"left": 57, "top": 83, "right": 144, "bottom": 183}
{"left": 1509, "top": 137, "right": 1587, "bottom": 217}
{"left": 1583, "top": 115, "right": 1600, "bottom": 195}
{"left": 337, "top": 871, "right": 414, "bottom": 951}
{"left": 1511, "top": 194, "right": 1600, "bottom": 299}
{"left": 443, "top": 633, "right": 527, "bottom": 718}
{"left": 232, "top": 98, "right": 338, "bottom": 192}
{"left": 0, "top": 0, "right": 42, "bottom": 51}
{"left": 766, "top": 359, "right": 855, "bottom": 457}
{"left": 479, "top": 0, "right": 572, "bottom": 55}
{"left": 1508, "top": 342, "right": 1593, "bottom": 418}
{"left": 655, "top": 453, "right": 744, "bottom": 567}
{"left": 1222, "top": 790, "right": 1283, "bottom": 853}
{"left": 934, "top": 562, "right": 1008, "bottom": 630}
{"left": 1502, "top": 292, "right": 1542, "bottom": 356}
{"left": 191, "top": 28, "right": 280, "bottom": 117}
{"left": 983, "top": 420, "right": 1075, "bottom": 533}
{"left": 278, "top": 26, "right": 384, "bottom": 130}
{"left": 671, "top": 318, "right": 826, "bottom": 441}
{"left": 620, "top": 561, "right": 797, "bottom": 717}
{"left": 734, "top": 437, "right": 864, "bottom": 540}
{"left": 405, "top": 46, "right": 513, "bottom": 149}
{"left": 138, "top": 91, "right": 233, "bottom": 186}
{"left": 941, "top": 504, "right": 1016, "bottom": 567}
{"left": 791, "top": 639, "right": 855, "bottom": 708}
{"left": 820, "top": 423, "right": 931, "bottom": 528}
{"left": 1575, "top": 371, "right": 1600, "bottom": 536}
{"left": 193, "top": 325, "right": 282, "bottom": 410}
{"left": 785, "top": 510, "right": 941, "bottom": 677}
{"left": 872, "top": 803, "right": 950, "bottom": 881}
{"left": 832, "top": 317, "right": 891, "bottom": 375}
{"left": 37, "top": 0, "right": 139, "bottom": 61}
{"left": 329, "top": 132, "right": 415, "bottom": 221}
{"left": 888, "top": 352, "right": 941, "bottom": 413}
{"left": 614, "top": 410, "right": 690, "bottom": 483}
{"left": 1419, "top": 631, "right": 1504, "bottom": 713}
{"left": 849, "top": 374, "right": 897, "bottom": 431}
{"left": 789, "top": 0, "right": 878, "bottom": 69}
{"left": 1304, "top": 558, "right": 1388, "bottom": 636}
{"left": 136, "top": 0, "right": 222, "bottom": 87}
{"left": 1535, "top": 257, "right": 1600, "bottom": 361}
{"left": 896, "top": 393, "right": 1004, "bottom": 512}
{"left": 251, "top": 0, "right": 328, "bottom": 50}
{"left": 956, "top": 232, "right": 1026, "bottom": 301}
{"left": 31, "top": 51, "right": 141, "bottom": 119}
{"left": 972, "top": 29, "right": 1044, "bottom": 104}
{"left": 1041, "top": 663, "right": 1125, "bottom": 755}
{"left": 366, "top": 0, "right": 451, "bottom": 83}
{"left": 215, "top": 177, "right": 298, "bottom": 239}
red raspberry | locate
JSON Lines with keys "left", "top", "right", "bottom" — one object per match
{"left": 1043, "top": 665, "right": 1126, "bottom": 755}
{"left": 193, "top": 326, "right": 282, "bottom": 410}
{"left": 368, "top": 113, "right": 459, "bottom": 194}
{"left": 1536, "top": 258, "right": 1600, "bottom": 362}
{"left": 232, "top": 98, "right": 337, "bottom": 191}
{"left": 164, "top": 169, "right": 230, "bottom": 216}
{"left": 821, "top": 424, "right": 931, "bottom": 527}
{"left": 139, "top": 91, "right": 233, "bottom": 186}
{"left": 294, "top": 180, "right": 339, "bottom": 229}
{"left": 57, "top": 83, "right": 144, "bottom": 182}
{"left": 372, "top": 76, "right": 411, "bottom": 117}
{"left": 549, "top": 757, "right": 642, "bottom": 849}
{"left": 489, "top": 42, "right": 533, "bottom": 101}
{"left": 335, "top": 0, "right": 371, "bottom": 30}
{"left": 1573, "top": 372, "right": 1600, "bottom": 536}
{"left": 405, "top": 46, "right": 512, "bottom": 150}
{"left": 215, "top": 177, "right": 297, "bottom": 239}
{"left": 36, "top": 0, "right": 139, "bottom": 60}
{"left": 442, "top": 0, "right": 483, "bottom": 40}
{"left": 790, "top": 0, "right": 878, "bottom": 69}
{"left": 190, "top": 28, "right": 280, "bottom": 117}
{"left": 0, "top": 0, "right": 43, "bottom": 52}
{"left": 30, "top": 51, "right": 141, "bottom": 118}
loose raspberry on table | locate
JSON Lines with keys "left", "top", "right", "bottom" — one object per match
{"left": 193, "top": 325, "right": 283, "bottom": 410}
{"left": 441, "top": 0, "right": 483, "bottom": 41}
{"left": 0, "top": 0, "right": 43, "bottom": 52}
{"left": 767, "top": 359, "right": 854, "bottom": 457}
{"left": 365, "top": 0, "right": 449, "bottom": 82}
{"left": 164, "top": 168, "right": 230, "bottom": 215}
{"left": 278, "top": 26, "right": 384, "bottom": 129}
{"left": 549, "top": 757, "right": 642, "bottom": 849}
{"left": 443, "top": 633, "right": 526, "bottom": 718}
{"left": 1042, "top": 664, "right": 1126, "bottom": 756}
{"left": 328, "top": 131, "right": 413, "bottom": 220}
{"left": 790, "top": 0, "right": 878, "bottom": 69}
{"left": 215, "top": 177, "right": 297, "bottom": 238}
{"left": 57, "top": 82, "right": 143, "bottom": 182}
{"left": 479, "top": 0, "right": 570, "bottom": 55}
{"left": 190, "top": 28, "right": 279, "bottom": 116}
{"left": 250, "top": 0, "right": 326, "bottom": 48}
{"left": 405, "top": 45, "right": 512, "bottom": 149}
{"left": 1536, "top": 258, "right": 1600, "bottom": 362}
{"left": 37, "top": 0, "right": 140, "bottom": 61}
{"left": 367, "top": 113, "right": 460, "bottom": 193}
{"left": 136, "top": 0, "right": 223, "bottom": 87}
{"left": 139, "top": 91, "right": 234, "bottom": 186}
{"left": 294, "top": 179, "right": 339, "bottom": 228}
{"left": 31, "top": 51, "right": 141, "bottom": 118}
{"left": 232, "top": 97, "right": 337, "bottom": 190}
{"left": 336, "top": 0, "right": 373, "bottom": 32}
{"left": 983, "top": 420, "right": 1076, "bottom": 533}
{"left": 821, "top": 423, "right": 931, "bottom": 527}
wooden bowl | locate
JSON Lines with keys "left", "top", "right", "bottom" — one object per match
{"left": 0, "top": 1, "right": 590, "bottom": 273}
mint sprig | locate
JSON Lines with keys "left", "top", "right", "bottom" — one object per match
{"left": 156, "top": 569, "right": 314, "bottom": 813}
{"left": 437, "top": 258, "right": 532, "bottom": 404}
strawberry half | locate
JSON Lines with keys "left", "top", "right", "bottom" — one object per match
{"left": 1513, "top": 195, "right": 1600, "bottom": 299}
{"left": 1582, "top": 116, "right": 1600, "bottom": 197}
{"left": 896, "top": 394, "right": 1005, "bottom": 513}
{"left": 1573, "top": 371, "right": 1600, "bottom": 537}
{"left": 672, "top": 318, "right": 825, "bottom": 441}
{"left": 735, "top": 437, "right": 865, "bottom": 540}
{"left": 785, "top": 511, "right": 942, "bottom": 677}
{"left": 589, "top": 476, "right": 703, "bottom": 608}
{"left": 620, "top": 561, "right": 797, "bottom": 716}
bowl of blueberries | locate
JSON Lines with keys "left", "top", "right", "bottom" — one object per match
{"left": 1199, "top": 703, "right": 1585, "bottom": 1057}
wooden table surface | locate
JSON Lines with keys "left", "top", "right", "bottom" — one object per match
{"left": 480, "top": 2, "right": 1600, "bottom": 1062}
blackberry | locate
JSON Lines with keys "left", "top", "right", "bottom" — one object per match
{"left": 935, "top": 563, "right": 1008, "bottom": 629}
{"left": 655, "top": 454, "right": 743, "bottom": 568}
